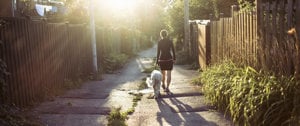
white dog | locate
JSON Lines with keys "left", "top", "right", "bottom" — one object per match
{"left": 146, "top": 70, "right": 162, "bottom": 99}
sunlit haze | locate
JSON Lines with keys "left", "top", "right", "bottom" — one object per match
{"left": 106, "top": 0, "right": 137, "bottom": 11}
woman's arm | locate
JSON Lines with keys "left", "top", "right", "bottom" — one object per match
{"left": 171, "top": 40, "right": 176, "bottom": 61}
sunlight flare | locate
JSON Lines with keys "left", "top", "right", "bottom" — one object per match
{"left": 108, "top": 0, "right": 137, "bottom": 10}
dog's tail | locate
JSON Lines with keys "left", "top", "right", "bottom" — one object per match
{"left": 146, "top": 77, "right": 161, "bottom": 88}
{"left": 146, "top": 77, "right": 153, "bottom": 87}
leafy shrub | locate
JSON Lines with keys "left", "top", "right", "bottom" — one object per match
{"left": 103, "top": 53, "right": 129, "bottom": 73}
{"left": 199, "top": 61, "right": 300, "bottom": 125}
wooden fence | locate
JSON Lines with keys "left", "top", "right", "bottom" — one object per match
{"left": 257, "top": 0, "right": 300, "bottom": 76}
{"left": 0, "top": 18, "right": 93, "bottom": 106}
{"left": 0, "top": 17, "right": 145, "bottom": 107}
{"left": 197, "top": 0, "right": 300, "bottom": 76}
{"left": 210, "top": 8, "right": 258, "bottom": 67}
{"left": 189, "top": 21, "right": 211, "bottom": 69}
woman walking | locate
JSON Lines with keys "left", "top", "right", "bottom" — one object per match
{"left": 156, "top": 29, "right": 176, "bottom": 92}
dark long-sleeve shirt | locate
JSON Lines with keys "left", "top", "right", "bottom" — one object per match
{"left": 156, "top": 38, "right": 176, "bottom": 63}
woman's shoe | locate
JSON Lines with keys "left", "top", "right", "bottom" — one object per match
{"left": 162, "top": 84, "right": 166, "bottom": 90}
{"left": 165, "top": 88, "right": 170, "bottom": 92}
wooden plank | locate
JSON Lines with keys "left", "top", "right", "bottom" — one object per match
{"left": 249, "top": 12, "right": 253, "bottom": 66}
{"left": 220, "top": 16, "right": 224, "bottom": 61}
{"left": 40, "top": 22, "right": 46, "bottom": 99}
{"left": 246, "top": 12, "right": 249, "bottom": 64}
{"left": 211, "top": 21, "right": 216, "bottom": 63}
{"left": 265, "top": 2, "right": 271, "bottom": 70}
{"left": 253, "top": 11, "right": 258, "bottom": 67}
{"left": 223, "top": 18, "right": 226, "bottom": 59}
{"left": 234, "top": 11, "right": 237, "bottom": 62}
{"left": 21, "top": 19, "right": 30, "bottom": 106}
{"left": 36, "top": 22, "right": 44, "bottom": 99}
{"left": 287, "top": 0, "right": 294, "bottom": 29}
{"left": 241, "top": 13, "right": 245, "bottom": 63}
{"left": 44, "top": 24, "right": 50, "bottom": 91}
{"left": 13, "top": 19, "right": 24, "bottom": 106}
{"left": 230, "top": 17, "right": 233, "bottom": 59}
{"left": 278, "top": 0, "right": 288, "bottom": 74}
{"left": 18, "top": 19, "right": 28, "bottom": 106}
{"left": 216, "top": 20, "right": 219, "bottom": 63}
{"left": 0, "top": 18, "right": 7, "bottom": 104}
{"left": 271, "top": 1, "right": 278, "bottom": 71}
{"left": 227, "top": 18, "right": 230, "bottom": 59}
{"left": 228, "top": 18, "right": 232, "bottom": 59}
{"left": 230, "top": 14, "right": 233, "bottom": 59}
{"left": 25, "top": 20, "right": 35, "bottom": 103}
{"left": 295, "top": 0, "right": 300, "bottom": 80}
{"left": 240, "top": 13, "right": 243, "bottom": 63}
{"left": 21, "top": 19, "right": 30, "bottom": 105}
{"left": 3, "top": 19, "right": 12, "bottom": 104}
{"left": 257, "top": 0, "right": 265, "bottom": 69}
{"left": 198, "top": 24, "right": 206, "bottom": 69}
{"left": 225, "top": 18, "right": 229, "bottom": 59}
{"left": 10, "top": 19, "right": 21, "bottom": 106}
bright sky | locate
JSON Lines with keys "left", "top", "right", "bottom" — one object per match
{"left": 106, "top": 0, "right": 137, "bottom": 11}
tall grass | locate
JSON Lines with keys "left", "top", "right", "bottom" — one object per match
{"left": 199, "top": 61, "right": 300, "bottom": 125}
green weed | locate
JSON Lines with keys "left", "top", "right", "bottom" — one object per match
{"left": 107, "top": 80, "right": 144, "bottom": 125}
{"left": 138, "top": 78, "right": 148, "bottom": 90}
{"left": 107, "top": 107, "right": 127, "bottom": 126}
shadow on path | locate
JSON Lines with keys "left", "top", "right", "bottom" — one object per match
{"left": 155, "top": 93, "right": 218, "bottom": 126}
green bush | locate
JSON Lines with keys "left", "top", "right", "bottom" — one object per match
{"left": 199, "top": 61, "right": 300, "bottom": 126}
{"left": 103, "top": 53, "right": 129, "bottom": 73}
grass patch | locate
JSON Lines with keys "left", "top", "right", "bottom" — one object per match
{"left": 197, "top": 60, "right": 300, "bottom": 125}
{"left": 107, "top": 107, "right": 128, "bottom": 126}
{"left": 107, "top": 80, "right": 145, "bottom": 125}
{"left": 0, "top": 105, "right": 43, "bottom": 126}
{"left": 191, "top": 76, "right": 202, "bottom": 86}
{"left": 138, "top": 78, "right": 148, "bottom": 90}
{"left": 132, "top": 93, "right": 143, "bottom": 105}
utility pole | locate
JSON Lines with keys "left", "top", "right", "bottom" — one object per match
{"left": 184, "top": 0, "right": 189, "bottom": 51}
{"left": 89, "top": 0, "right": 98, "bottom": 76}
{"left": 12, "top": 0, "right": 16, "bottom": 17}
